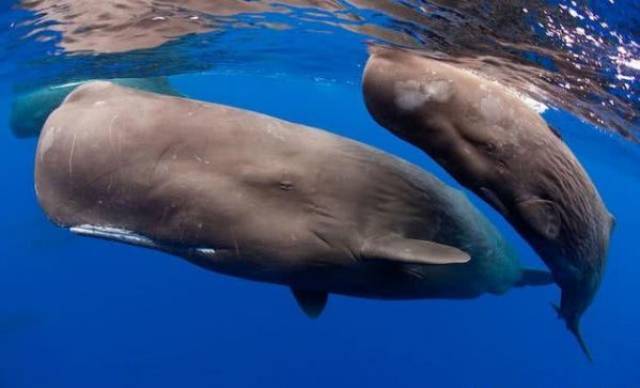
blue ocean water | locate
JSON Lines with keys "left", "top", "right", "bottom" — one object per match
{"left": 1, "top": 2, "right": 639, "bottom": 387}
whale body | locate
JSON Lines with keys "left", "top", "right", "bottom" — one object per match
{"left": 362, "top": 46, "right": 614, "bottom": 359}
{"left": 35, "top": 81, "right": 551, "bottom": 318}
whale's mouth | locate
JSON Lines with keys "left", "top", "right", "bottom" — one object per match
{"left": 69, "top": 224, "right": 217, "bottom": 256}
{"left": 71, "top": 225, "right": 162, "bottom": 249}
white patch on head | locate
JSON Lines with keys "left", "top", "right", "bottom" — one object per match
{"left": 394, "top": 79, "right": 453, "bottom": 111}
{"left": 479, "top": 94, "right": 504, "bottom": 124}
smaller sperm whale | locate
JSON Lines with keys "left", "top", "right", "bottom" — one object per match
{"left": 10, "top": 77, "right": 181, "bottom": 138}
{"left": 35, "top": 81, "right": 552, "bottom": 323}
{"left": 362, "top": 46, "right": 615, "bottom": 360}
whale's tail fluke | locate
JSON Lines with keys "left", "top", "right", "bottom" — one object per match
{"left": 515, "top": 268, "right": 554, "bottom": 287}
{"left": 552, "top": 303, "right": 593, "bottom": 362}
{"left": 570, "top": 321, "right": 593, "bottom": 363}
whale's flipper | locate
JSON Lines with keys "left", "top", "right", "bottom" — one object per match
{"left": 516, "top": 268, "right": 554, "bottom": 287}
{"left": 552, "top": 304, "right": 593, "bottom": 362}
{"left": 361, "top": 236, "right": 471, "bottom": 265}
{"left": 292, "top": 289, "right": 328, "bottom": 319}
{"left": 517, "top": 198, "right": 561, "bottom": 240}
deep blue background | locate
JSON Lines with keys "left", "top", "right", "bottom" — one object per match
{"left": 0, "top": 71, "right": 639, "bottom": 387}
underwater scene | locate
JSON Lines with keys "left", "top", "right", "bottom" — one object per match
{"left": 0, "top": 1, "right": 639, "bottom": 387}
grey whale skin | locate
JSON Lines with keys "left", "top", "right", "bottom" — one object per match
{"left": 362, "top": 46, "right": 614, "bottom": 359}
{"left": 35, "top": 81, "right": 551, "bottom": 318}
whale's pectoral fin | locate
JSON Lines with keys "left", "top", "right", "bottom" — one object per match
{"left": 361, "top": 236, "right": 471, "bottom": 265}
{"left": 517, "top": 198, "right": 561, "bottom": 240}
{"left": 291, "top": 288, "right": 328, "bottom": 319}
{"left": 515, "top": 268, "right": 554, "bottom": 287}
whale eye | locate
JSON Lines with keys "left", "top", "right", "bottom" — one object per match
{"left": 517, "top": 198, "right": 561, "bottom": 240}
{"left": 279, "top": 180, "right": 294, "bottom": 191}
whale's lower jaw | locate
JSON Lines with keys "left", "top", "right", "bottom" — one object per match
{"left": 69, "top": 224, "right": 217, "bottom": 256}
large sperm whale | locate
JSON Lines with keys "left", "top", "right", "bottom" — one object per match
{"left": 362, "top": 46, "right": 615, "bottom": 359}
{"left": 35, "top": 81, "right": 551, "bottom": 321}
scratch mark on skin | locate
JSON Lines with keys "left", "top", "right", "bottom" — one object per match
{"left": 231, "top": 228, "right": 240, "bottom": 257}
{"left": 404, "top": 266, "right": 425, "bottom": 280}
{"left": 69, "top": 133, "right": 78, "bottom": 178}
{"left": 84, "top": 160, "right": 138, "bottom": 187}
{"left": 312, "top": 229, "right": 332, "bottom": 249}
{"left": 108, "top": 114, "right": 119, "bottom": 151}
{"left": 151, "top": 144, "right": 175, "bottom": 184}
{"left": 106, "top": 114, "right": 120, "bottom": 193}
